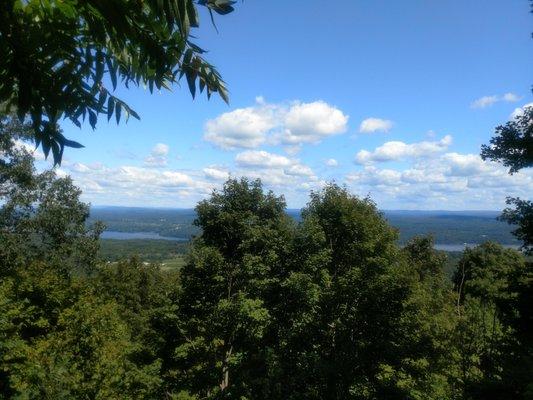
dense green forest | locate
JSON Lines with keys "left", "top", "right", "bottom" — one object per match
{"left": 1, "top": 124, "right": 532, "bottom": 399}
{"left": 1, "top": 1, "right": 532, "bottom": 398}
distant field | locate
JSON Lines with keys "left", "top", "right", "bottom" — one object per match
{"left": 98, "top": 238, "right": 189, "bottom": 262}
{"left": 91, "top": 207, "right": 519, "bottom": 245}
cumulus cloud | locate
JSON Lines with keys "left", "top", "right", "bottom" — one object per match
{"left": 346, "top": 152, "right": 533, "bottom": 209}
{"left": 203, "top": 167, "right": 230, "bottom": 181}
{"left": 203, "top": 98, "right": 348, "bottom": 151}
{"left": 285, "top": 164, "right": 314, "bottom": 177}
{"left": 510, "top": 102, "right": 533, "bottom": 119}
{"left": 203, "top": 103, "right": 277, "bottom": 150}
{"left": 144, "top": 143, "right": 170, "bottom": 167}
{"left": 359, "top": 118, "right": 393, "bottom": 133}
{"left": 235, "top": 150, "right": 316, "bottom": 182}
{"left": 70, "top": 162, "right": 104, "bottom": 173}
{"left": 354, "top": 135, "right": 452, "bottom": 165}
{"left": 442, "top": 153, "right": 491, "bottom": 177}
{"left": 471, "top": 92, "right": 521, "bottom": 109}
{"left": 235, "top": 150, "right": 293, "bottom": 168}
{"left": 60, "top": 160, "right": 218, "bottom": 207}
{"left": 347, "top": 166, "right": 402, "bottom": 186}
{"left": 54, "top": 144, "right": 532, "bottom": 210}
{"left": 278, "top": 101, "right": 348, "bottom": 145}
{"left": 325, "top": 158, "right": 338, "bottom": 167}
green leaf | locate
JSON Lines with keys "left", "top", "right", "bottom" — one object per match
{"left": 186, "top": 70, "right": 197, "bottom": 98}
{"left": 63, "top": 139, "right": 85, "bottom": 148}
{"left": 115, "top": 102, "right": 122, "bottom": 124}
{"left": 107, "top": 97, "right": 115, "bottom": 121}
{"left": 52, "top": 141, "right": 61, "bottom": 165}
{"left": 88, "top": 110, "right": 97, "bottom": 129}
{"left": 106, "top": 58, "right": 118, "bottom": 90}
{"left": 128, "top": 107, "right": 140, "bottom": 120}
{"left": 95, "top": 50, "right": 105, "bottom": 83}
{"left": 97, "top": 90, "right": 108, "bottom": 112}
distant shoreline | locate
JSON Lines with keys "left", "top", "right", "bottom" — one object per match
{"left": 100, "top": 231, "right": 520, "bottom": 252}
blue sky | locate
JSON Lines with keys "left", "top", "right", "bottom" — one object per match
{"left": 38, "top": 0, "right": 533, "bottom": 209}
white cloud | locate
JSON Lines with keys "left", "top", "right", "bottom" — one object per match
{"left": 234, "top": 150, "right": 316, "bottom": 183}
{"left": 347, "top": 166, "right": 402, "bottom": 186}
{"left": 345, "top": 152, "right": 533, "bottom": 209}
{"left": 70, "top": 163, "right": 91, "bottom": 173}
{"left": 510, "top": 102, "right": 533, "bottom": 119}
{"left": 502, "top": 92, "right": 521, "bottom": 102}
{"left": 278, "top": 101, "right": 348, "bottom": 145}
{"left": 152, "top": 143, "right": 169, "bottom": 156}
{"left": 355, "top": 135, "right": 452, "bottom": 165}
{"left": 471, "top": 95, "right": 499, "bottom": 109}
{"left": 471, "top": 92, "right": 521, "bottom": 109}
{"left": 359, "top": 118, "right": 393, "bottom": 133}
{"left": 204, "top": 99, "right": 348, "bottom": 151}
{"left": 60, "top": 161, "right": 216, "bottom": 207}
{"left": 236, "top": 150, "right": 293, "bottom": 168}
{"left": 203, "top": 167, "right": 230, "bottom": 181}
{"left": 203, "top": 103, "right": 277, "bottom": 150}
{"left": 51, "top": 143, "right": 532, "bottom": 210}
{"left": 325, "top": 158, "right": 338, "bottom": 167}
{"left": 442, "top": 153, "right": 491, "bottom": 176}
{"left": 144, "top": 143, "right": 170, "bottom": 167}
{"left": 285, "top": 164, "right": 314, "bottom": 177}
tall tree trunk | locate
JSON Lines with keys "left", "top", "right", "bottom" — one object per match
{"left": 220, "top": 345, "right": 233, "bottom": 391}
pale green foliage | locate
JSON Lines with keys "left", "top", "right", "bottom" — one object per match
{"left": 0, "top": 270, "right": 161, "bottom": 399}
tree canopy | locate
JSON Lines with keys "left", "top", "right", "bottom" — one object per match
{"left": 480, "top": 106, "right": 533, "bottom": 255}
{"left": 481, "top": 107, "right": 533, "bottom": 174}
{"left": 479, "top": 4, "right": 532, "bottom": 255}
{"left": 0, "top": 0, "right": 235, "bottom": 164}
{"left": 1, "top": 138, "right": 532, "bottom": 398}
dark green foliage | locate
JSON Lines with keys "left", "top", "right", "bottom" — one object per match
{"left": 1, "top": 117, "right": 162, "bottom": 398}
{"left": 0, "top": 116, "right": 103, "bottom": 277}
{"left": 500, "top": 197, "right": 533, "bottom": 255}
{"left": 267, "top": 186, "right": 459, "bottom": 399}
{"left": 480, "top": 8, "right": 532, "bottom": 268}
{"left": 481, "top": 107, "right": 533, "bottom": 174}
{"left": 93, "top": 258, "right": 182, "bottom": 397}
{"left": 2, "top": 133, "right": 532, "bottom": 399}
{"left": 0, "top": 115, "right": 35, "bottom": 196}
{"left": 0, "top": 0, "right": 235, "bottom": 164}
{"left": 453, "top": 242, "right": 533, "bottom": 399}
{"left": 177, "top": 178, "right": 294, "bottom": 398}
